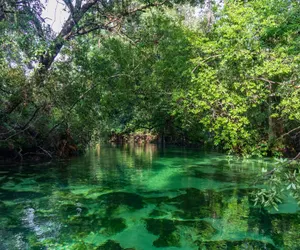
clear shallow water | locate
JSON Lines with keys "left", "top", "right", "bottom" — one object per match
{"left": 0, "top": 144, "right": 299, "bottom": 250}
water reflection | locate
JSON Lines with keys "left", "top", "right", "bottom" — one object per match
{"left": 0, "top": 144, "right": 299, "bottom": 249}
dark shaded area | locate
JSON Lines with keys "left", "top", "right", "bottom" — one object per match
{"left": 145, "top": 218, "right": 216, "bottom": 247}
{"left": 168, "top": 188, "right": 224, "bottom": 219}
{"left": 145, "top": 218, "right": 180, "bottom": 247}
{"left": 149, "top": 209, "right": 168, "bottom": 217}
{"left": 269, "top": 213, "right": 300, "bottom": 248}
{"left": 62, "top": 215, "right": 127, "bottom": 237}
{"left": 97, "top": 192, "right": 145, "bottom": 214}
{"left": 189, "top": 168, "right": 252, "bottom": 183}
{"left": 96, "top": 240, "right": 135, "bottom": 250}
{"left": 0, "top": 189, "right": 45, "bottom": 200}
{"left": 248, "top": 206, "right": 273, "bottom": 237}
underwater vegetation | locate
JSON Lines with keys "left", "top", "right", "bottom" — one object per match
{"left": 0, "top": 146, "right": 299, "bottom": 249}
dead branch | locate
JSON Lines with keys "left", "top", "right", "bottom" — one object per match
{"left": 38, "top": 146, "right": 53, "bottom": 158}
{"left": 278, "top": 126, "right": 300, "bottom": 140}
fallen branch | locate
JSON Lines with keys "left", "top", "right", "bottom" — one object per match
{"left": 38, "top": 146, "right": 53, "bottom": 158}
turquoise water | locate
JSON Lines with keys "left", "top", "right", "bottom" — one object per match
{"left": 0, "top": 144, "right": 299, "bottom": 249}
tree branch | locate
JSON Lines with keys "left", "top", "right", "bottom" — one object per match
{"left": 21, "top": 106, "right": 42, "bottom": 130}
{"left": 278, "top": 126, "right": 300, "bottom": 140}
{"left": 38, "top": 146, "right": 53, "bottom": 158}
{"left": 39, "top": 0, "right": 99, "bottom": 75}
{"left": 122, "top": 0, "right": 169, "bottom": 16}
{"left": 75, "top": 0, "right": 82, "bottom": 10}
{"left": 192, "top": 54, "right": 222, "bottom": 73}
{"left": 63, "top": 0, "right": 75, "bottom": 14}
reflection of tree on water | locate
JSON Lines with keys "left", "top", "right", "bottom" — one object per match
{"left": 0, "top": 146, "right": 299, "bottom": 249}
{"left": 83, "top": 143, "right": 157, "bottom": 187}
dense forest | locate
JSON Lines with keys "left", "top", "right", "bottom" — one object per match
{"left": 1, "top": 1, "right": 300, "bottom": 248}
{"left": 0, "top": 0, "right": 300, "bottom": 159}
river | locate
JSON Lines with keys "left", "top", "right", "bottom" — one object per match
{"left": 0, "top": 144, "right": 299, "bottom": 249}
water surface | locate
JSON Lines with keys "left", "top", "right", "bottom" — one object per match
{"left": 0, "top": 144, "right": 299, "bottom": 249}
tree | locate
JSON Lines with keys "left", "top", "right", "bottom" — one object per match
{"left": 176, "top": 0, "right": 300, "bottom": 155}
{"left": 0, "top": 0, "right": 178, "bottom": 158}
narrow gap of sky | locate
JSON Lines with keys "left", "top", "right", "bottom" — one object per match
{"left": 41, "top": 0, "right": 69, "bottom": 33}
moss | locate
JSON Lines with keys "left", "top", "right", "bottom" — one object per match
{"left": 62, "top": 214, "right": 101, "bottom": 236}
{"left": 100, "top": 217, "right": 127, "bottom": 235}
{"left": 29, "top": 243, "right": 48, "bottom": 250}
{"left": 70, "top": 241, "right": 95, "bottom": 250}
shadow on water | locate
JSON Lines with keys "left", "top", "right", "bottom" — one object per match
{"left": 0, "top": 143, "right": 299, "bottom": 249}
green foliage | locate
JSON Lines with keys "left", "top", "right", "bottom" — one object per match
{"left": 1, "top": 0, "right": 300, "bottom": 158}
{"left": 254, "top": 158, "right": 300, "bottom": 210}
{"left": 173, "top": 0, "right": 300, "bottom": 154}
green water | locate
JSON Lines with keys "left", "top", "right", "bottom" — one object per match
{"left": 0, "top": 144, "right": 299, "bottom": 250}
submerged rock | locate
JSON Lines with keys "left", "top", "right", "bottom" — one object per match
{"left": 143, "top": 196, "right": 170, "bottom": 204}
{"left": 63, "top": 215, "right": 126, "bottom": 237}
{"left": 99, "top": 217, "right": 127, "bottom": 235}
{"left": 145, "top": 218, "right": 179, "bottom": 247}
{"left": 198, "top": 239, "right": 277, "bottom": 250}
{"left": 96, "top": 240, "right": 135, "bottom": 250}
{"left": 97, "top": 192, "right": 145, "bottom": 214}
{"left": 153, "top": 232, "right": 180, "bottom": 248}
{"left": 0, "top": 189, "right": 45, "bottom": 200}
{"left": 96, "top": 240, "right": 123, "bottom": 250}
{"left": 149, "top": 209, "right": 168, "bottom": 217}
{"left": 146, "top": 218, "right": 177, "bottom": 236}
